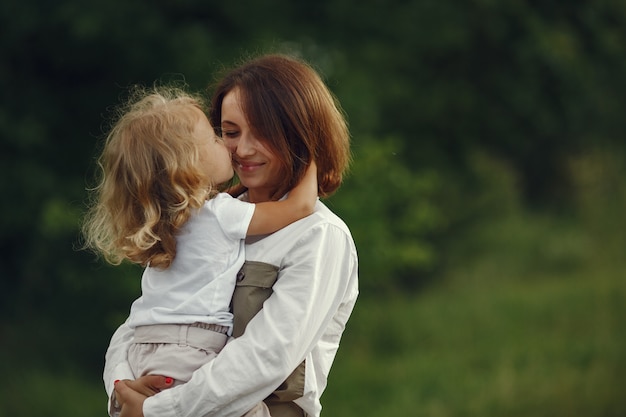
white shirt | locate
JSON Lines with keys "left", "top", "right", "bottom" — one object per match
{"left": 128, "top": 193, "right": 255, "bottom": 333}
{"left": 103, "top": 199, "right": 359, "bottom": 417}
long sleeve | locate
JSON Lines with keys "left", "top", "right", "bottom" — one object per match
{"left": 143, "top": 218, "right": 358, "bottom": 417}
{"left": 103, "top": 317, "right": 136, "bottom": 416}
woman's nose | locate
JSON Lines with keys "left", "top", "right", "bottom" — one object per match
{"left": 232, "top": 134, "right": 255, "bottom": 157}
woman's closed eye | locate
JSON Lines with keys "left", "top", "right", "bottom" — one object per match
{"left": 221, "top": 129, "right": 240, "bottom": 139}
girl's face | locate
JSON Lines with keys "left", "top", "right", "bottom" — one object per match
{"left": 220, "top": 88, "right": 282, "bottom": 203}
{"left": 193, "top": 108, "right": 233, "bottom": 185}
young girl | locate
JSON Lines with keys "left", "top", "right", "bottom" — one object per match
{"left": 82, "top": 86, "right": 318, "bottom": 417}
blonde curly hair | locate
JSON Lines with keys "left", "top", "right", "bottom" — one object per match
{"left": 82, "top": 86, "right": 214, "bottom": 269}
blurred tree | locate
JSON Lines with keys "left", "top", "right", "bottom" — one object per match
{"left": 303, "top": 0, "right": 626, "bottom": 203}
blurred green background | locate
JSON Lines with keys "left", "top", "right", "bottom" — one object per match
{"left": 1, "top": 0, "right": 625, "bottom": 416}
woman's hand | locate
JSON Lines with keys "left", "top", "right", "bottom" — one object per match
{"left": 122, "top": 375, "right": 174, "bottom": 396}
{"left": 115, "top": 376, "right": 173, "bottom": 417}
{"left": 116, "top": 380, "right": 146, "bottom": 417}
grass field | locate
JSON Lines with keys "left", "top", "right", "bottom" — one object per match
{"left": 325, "top": 266, "right": 625, "bottom": 416}
{"left": 323, "top": 212, "right": 626, "bottom": 416}
{"left": 2, "top": 211, "right": 625, "bottom": 417}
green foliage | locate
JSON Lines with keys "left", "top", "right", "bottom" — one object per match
{"left": 329, "top": 138, "right": 528, "bottom": 292}
{"left": 328, "top": 136, "right": 448, "bottom": 292}
{"left": 0, "top": 369, "right": 104, "bottom": 417}
{"left": 568, "top": 148, "right": 626, "bottom": 259}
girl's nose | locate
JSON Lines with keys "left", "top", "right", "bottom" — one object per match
{"left": 225, "top": 137, "right": 238, "bottom": 154}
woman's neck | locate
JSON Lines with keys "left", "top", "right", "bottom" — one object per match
{"left": 246, "top": 188, "right": 273, "bottom": 203}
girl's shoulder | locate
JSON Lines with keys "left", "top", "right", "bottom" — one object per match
{"left": 205, "top": 192, "right": 252, "bottom": 209}
{"left": 198, "top": 192, "right": 255, "bottom": 235}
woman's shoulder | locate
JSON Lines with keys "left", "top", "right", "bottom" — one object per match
{"left": 281, "top": 200, "right": 355, "bottom": 250}
{"left": 245, "top": 200, "right": 355, "bottom": 264}
{"left": 311, "top": 200, "right": 351, "bottom": 234}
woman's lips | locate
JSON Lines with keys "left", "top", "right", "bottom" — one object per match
{"left": 234, "top": 160, "right": 264, "bottom": 173}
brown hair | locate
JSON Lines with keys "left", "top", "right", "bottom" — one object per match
{"left": 209, "top": 54, "right": 350, "bottom": 199}
{"left": 82, "top": 86, "right": 212, "bottom": 269}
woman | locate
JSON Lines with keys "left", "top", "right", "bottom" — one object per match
{"left": 108, "top": 54, "right": 358, "bottom": 417}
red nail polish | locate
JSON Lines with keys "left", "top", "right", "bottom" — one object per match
{"left": 114, "top": 380, "right": 120, "bottom": 385}
{"left": 165, "top": 377, "right": 173, "bottom": 384}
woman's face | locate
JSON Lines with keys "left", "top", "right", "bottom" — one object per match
{"left": 220, "top": 88, "right": 283, "bottom": 202}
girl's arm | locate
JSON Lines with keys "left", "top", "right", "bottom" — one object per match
{"left": 247, "top": 161, "right": 317, "bottom": 236}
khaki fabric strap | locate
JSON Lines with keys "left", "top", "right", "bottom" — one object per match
{"left": 266, "top": 401, "right": 305, "bottom": 417}
{"left": 232, "top": 261, "right": 279, "bottom": 338}
{"left": 231, "top": 261, "right": 306, "bottom": 417}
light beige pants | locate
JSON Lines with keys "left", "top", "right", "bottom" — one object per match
{"left": 128, "top": 323, "right": 271, "bottom": 417}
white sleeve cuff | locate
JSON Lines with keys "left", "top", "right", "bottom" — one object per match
{"left": 144, "top": 388, "right": 179, "bottom": 417}
{"left": 106, "top": 362, "right": 136, "bottom": 416}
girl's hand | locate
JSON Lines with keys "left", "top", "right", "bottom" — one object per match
{"left": 288, "top": 160, "right": 318, "bottom": 206}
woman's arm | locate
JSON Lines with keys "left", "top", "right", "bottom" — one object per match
{"left": 103, "top": 318, "right": 138, "bottom": 416}
{"left": 104, "top": 319, "right": 135, "bottom": 386}
{"left": 246, "top": 162, "right": 317, "bottom": 236}
{"left": 141, "top": 223, "right": 358, "bottom": 417}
